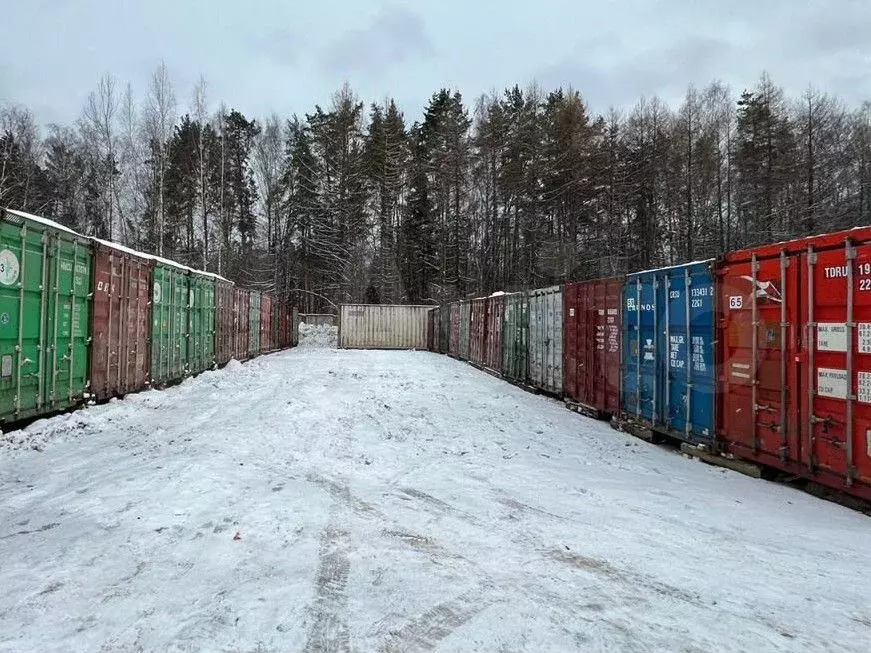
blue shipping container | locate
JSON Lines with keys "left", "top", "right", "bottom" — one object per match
{"left": 621, "top": 260, "right": 716, "bottom": 444}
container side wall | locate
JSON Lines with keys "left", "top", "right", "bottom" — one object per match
{"left": 338, "top": 305, "right": 431, "bottom": 349}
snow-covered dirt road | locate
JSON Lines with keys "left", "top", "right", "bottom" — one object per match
{"left": 1, "top": 348, "right": 870, "bottom": 652}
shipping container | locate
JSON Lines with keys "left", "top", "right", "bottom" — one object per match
{"left": 188, "top": 271, "right": 216, "bottom": 375}
{"left": 150, "top": 259, "right": 190, "bottom": 384}
{"left": 563, "top": 278, "right": 623, "bottom": 417}
{"left": 90, "top": 239, "right": 152, "bottom": 401}
{"left": 338, "top": 304, "right": 431, "bottom": 349}
{"left": 0, "top": 209, "right": 92, "bottom": 423}
{"left": 279, "top": 302, "right": 294, "bottom": 349}
{"left": 249, "top": 291, "right": 262, "bottom": 357}
{"left": 718, "top": 228, "right": 871, "bottom": 500}
{"left": 469, "top": 298, "right": 487, "bottom": 366}
{"left": 270, "top": 299, "right": 281, "bottom": 352}
{"left": 502, "top": 292, "right": 528, "bottom": 384}
{"left": 439, "top": 305, "right": 450, "bottom": 354}
{"left": 291, "top": 306, "right": 300, "bottom": 347}
{"left": 528, "top": 286, "right": 563, "bottom": 394}
{"left": 484, "top": 294, "right": 505, "bottom": 374}
{"left": 299, "top": 313, "right": 336, "bottom": 327}
{"left": 215, "top": 278, "right": 235, "bottom": 366}
{"left": 260, "top": 292, "right": 274, "bottom": 353}
{"left": 233, "top": 288, "right": 250, "bottom": 361}
{"left": 427, "top": 307, "right": 440, "bottom": 352}
{"left": 449, "top": 303, "right": 460, "bottom": 357}
{"left": 621, "top": 261, "right": 716, "bottom": 444}
{"left": 458, "top": 301, "right": 471, "bottom": 361}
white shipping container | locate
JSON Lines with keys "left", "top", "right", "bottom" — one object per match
{"left": 528, "top": 285, "right": 563, "bottom": 394}
{"left": 339, "top": 304, "right": 432, "bottom": 349}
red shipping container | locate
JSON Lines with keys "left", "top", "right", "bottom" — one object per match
{"left": 449, "top": 303, "right": 460, "bottom": 356}
{"left": 215, "top": 278, "right": 235, "bottom": 366}
{"left": 90, "top": 241, "right": 153, "bottom": 401}
{"left": 469, "top": 298, "right": 487, "bottom": 366}
{"left": 484, "top": 295, "right": 505, "bottom": 373}
{"left": 233, "top": 288, "right": 250, "bottom": 361}
{"left": 260, "top": 293, "right": 274, "bottom": 352}
{"left": 563, "top": 278, "right": 622, "bottom": 417}
{"left": 718, "top": 227, "right": 871, "bottom": 501}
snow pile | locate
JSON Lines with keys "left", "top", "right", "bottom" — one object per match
{"left": 1, "top": 410, "right": 98, "bottom": 453}
{"left": 298, "top": 322, "right": 338, "bottom": 348}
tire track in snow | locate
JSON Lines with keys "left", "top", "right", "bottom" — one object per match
{"left": 379, "top": 585, "right": 496, "bottom": 653}
{"left": 303, "top": 522, "right": 352, "bottom": 653}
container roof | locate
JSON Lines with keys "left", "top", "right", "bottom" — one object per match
{"left": 4, "top": 208, "right": 82, "bottom": 237}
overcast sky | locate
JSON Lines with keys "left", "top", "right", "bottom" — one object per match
{"left": 2, "top": 0, "right": 869, "bottom": 125}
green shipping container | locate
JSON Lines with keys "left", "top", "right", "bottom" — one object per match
{"left": 150, "top": 260, "right": 190, "bottom": 384}
{"left": 249, "top": 290, "right": 261, "bottom": 357}
{"left": 502, "top": 291, "right": 529, "bottom": 383}
{"left": 0, "top": 209, "right": 92, "bottom": 424}
{"left": 188, "top": 271, "right": 216, "bottom": 375}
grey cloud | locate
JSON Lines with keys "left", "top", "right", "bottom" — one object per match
{"left": 535, "top": 34, "right": 738, "bottom": 111}
{"left": 321, "top": 4, "right": 434, "bottom": 76}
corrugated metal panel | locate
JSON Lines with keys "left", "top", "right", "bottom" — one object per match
{"left": 622, "top": 261, "right": 715, "bottom": 444}
{"left": 528, "top": 286, "right": 563, "bottom": 394}
{"left": 0, "top": 210, "right": 92, "bottom": 423}
{"left": 564, "top": 278, "right": 622, "bottom": 416}
{"left": 485, "top": 295, "right": 505, "bottom": 374}
{"left": 469, "top": 298, "right": 487, "bottom": 366}
{"left": 249, "top": 291, "right": 261, "bottom": 357}
{"left": 150, "top": 261, "right": 189, "bottom": 384}
{"left": 90, "top": 240, "right": 152, "bottom": 401}
{"left": 449, "top": 303, "right": 460, "bottom": 356}
{"left": 439, "top": 305, "right": 450, "bottom": 354}
{"left": 427, "top": 308, "right": 440, "bottom": 352}
{"left": 188, "top": 271, "right": 216, "bottom": 375}
{"left": 338, "top": 304, "right": 431, "bottom": 349}
{"left": 718, "top": 227, "right": 871, "bottom": 501}
{"left": 233, "top": 288, "right": 250, "bottom": 361}
{"left": 215, "top": 279, "right": 235, "bottom": 366}
{"left": 502, "top": 292, "right": 528, "bottom": 383}
{"left": 458, "top": 302, "right": 471, "bottom": 360}
{"left": 260, "top": 293, "right": 274, "bottom": 352}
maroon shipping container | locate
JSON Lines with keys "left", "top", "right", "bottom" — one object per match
{"left": 277, "top": 302, "right": 293, "bottom": 349}
{"left": 215, "top": 278, "right": 235, "bottom": 366}
{"left": 449, "top": 303, "right": 460, "bottom": 356}
{"left": 233, "top": 288, "right": 250, "bottom": 361}
{"left": 260, "top": 293, "right": 274, "bottom": 352}
{"left": 718, "top": 226, "right": 871, "bottom": 501}
{"left": 484, "top": 295, "right": 505, "bottom": 373}
{"left": 469, "top": 298, "right": 487, "bottom": 366}
{"left": 90, "top": 241, "right": 153, "bottom": 401}
{"left": 564, "top": 278, "right": 622, "bottom": 417}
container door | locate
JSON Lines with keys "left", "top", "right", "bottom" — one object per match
{"left": 663, "top": 265, "right": 716, "bottom": 443}
{"left": 0, "top": 221, "right": 47, "bottom": 420}
{"left": 623, "top": 276, "right": 658, "bottom": 422}
{"left": 548, "top": 289, "right": 563, "bottom": 394}
{"left": 720, "top": 252, "right": 799, "bottom": 460}
{"left": 802, "top": 242, "right": 871, "bottom": 488}
{"left": 563, "top": 285, "right": 578, "bottom": 401}
{"left": 604, "top": 280, "right": 622, "bottom": 415}
{"left": 46, "top": 237, "right": 91, "bottom": 408}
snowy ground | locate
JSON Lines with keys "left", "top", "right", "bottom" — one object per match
{"left": 1, "top": 348, "right": 870, "bottom": 652}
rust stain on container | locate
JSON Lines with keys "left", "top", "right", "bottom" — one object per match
{"left": 90, "top": 240, "right": 153, "bottom": 401}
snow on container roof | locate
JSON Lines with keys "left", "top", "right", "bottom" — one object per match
{"left": 92, "top": 237, "right": 232, "bottom": 283}
{"left": 627, "top": 258, "right": 715, "bottom": 277}
{"left": 4, "top": 208, "right": 82, "bottom": 237}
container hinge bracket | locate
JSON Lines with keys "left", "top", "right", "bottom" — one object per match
{"left": 846, "top": 242, "right": 857, "bottom": 260}
{"left": 808, "top": 252, "right": 818, "bottom": 264}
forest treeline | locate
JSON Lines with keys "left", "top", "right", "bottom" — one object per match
{"left": 2, "top": 66, "right": 870, "bottom": 311}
